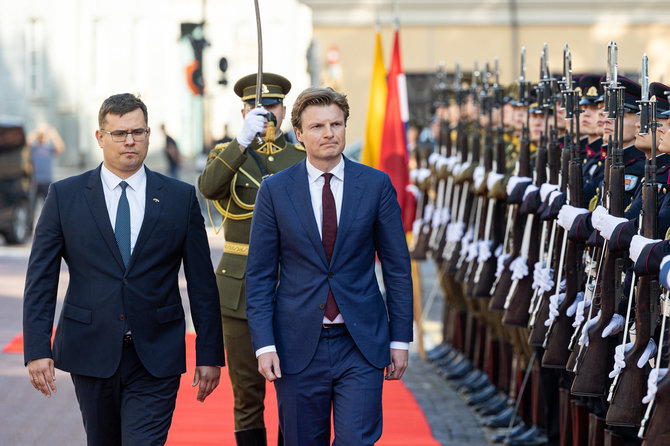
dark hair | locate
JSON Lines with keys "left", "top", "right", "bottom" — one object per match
{"left": 291, "top": 87, "right": 349, "bottom": 131}
{"left": 98, "top": 93, "right": 148, "bottom": 128}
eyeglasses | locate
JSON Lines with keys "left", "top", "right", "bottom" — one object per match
{"left": 100, "top": 128, "right": 148, "bottom": 142}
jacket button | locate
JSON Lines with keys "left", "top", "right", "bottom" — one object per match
{"left": 221, "top": 269, "right": 227, "bottom": 274}
{"left": 319, "top": 303, "right": 325, "bottom": 309}
{"left": 328, "top": 273, "right": 334, "bottom": 278}
{"left": 119, "top": 315, "right": 125, "bottom": 321}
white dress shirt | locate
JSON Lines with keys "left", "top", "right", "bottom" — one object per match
{"left": 100, "top": 164, "right": 146, "bottom": 254}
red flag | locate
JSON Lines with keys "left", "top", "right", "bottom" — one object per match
{"left": 379, "top": 29, "right": 415, "bottom": 232}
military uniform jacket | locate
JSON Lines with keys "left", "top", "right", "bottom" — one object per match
{"left": 198, "top": 134, "right": 306, "bottom": 319}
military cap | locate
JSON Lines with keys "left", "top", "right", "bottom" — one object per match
{"left": 600, "top": 75, "right": 641, "bottom": 113}
{"left": 578, "top": 74, "right": 603, "bottom": 105}
{"left": 233, "top": 72, "right": 291, "bottom": 105}
{"left": 648, "top": 82, "right": 670, "bottom": 118}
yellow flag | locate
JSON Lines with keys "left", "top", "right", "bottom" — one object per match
{"left": 360, "top": 32, "right": 387, "bottom": 168}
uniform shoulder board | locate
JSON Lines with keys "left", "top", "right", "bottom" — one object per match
{"left": 207, "top": 142, "right": 231, "bottom": 161}
{"left": 624, "top": 174, "right": 639, "bottom": 191}
{"left": 293, "top": 143, "right": 306, "bottom": 152}
{"left": 665, "top": 226, "right": 670, "bottom": 240}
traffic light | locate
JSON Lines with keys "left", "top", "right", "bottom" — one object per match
{"left": 181, "top": 23, "right": 209, "bottom": 96}
{"left": 218, "top": 57, "right": 228, "bottom": 86}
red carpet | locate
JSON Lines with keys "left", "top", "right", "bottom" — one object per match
{"left": 4, "top": 332, "right": 439, "bottom": 445}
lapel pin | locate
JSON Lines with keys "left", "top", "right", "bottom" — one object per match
{"left": 153, "top": 198, "right": 160, "bottom": 203}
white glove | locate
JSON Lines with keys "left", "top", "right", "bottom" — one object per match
{"left": 545, "top": 292, "right": 566, "bottom": 326}
{"left": 466, "top": 239, "right": 479, "bottom": 262}
{"left": 506, "top": 176, "right": 532, "bottom": 197}
{"left": 638, "top": 338, "right": 658, "bottom": 368}
{"left": 441, "top": 208, "right": 450, "bottom": 226}
{"left": 473, "top": 166, "right": 486, "bottom": 190}
{"left": 591, "top": 205, "right": 608, "bottom": 228}
{"left": 579, "top": 310, "right": 601, "bottom": 347}
{"left": 532, "top": 261, "right": 545, "bottom": 290}
{"left": 629, "top": 235, "right": 658, "bottom": 263}
{"left": 446, "top": 155, "right": 460, "bottom": 172}
{"left": 609, "top": 342, "right": 633, "bottom": 379}
{"left": 436, "top": 155, "right": 449, "bottom": 171}
{"left": 572, "top": 297, "right": 592, "bottom": 328}
{"left": 540, "top": 183, "right": 559, "bottom": 201}
{"left": 446, "top": 222, "right": 465, "bottom": 243}
{"left": 593, "top": 213, "right": 628, "bottom": 241}
{"left": 417, "top": 168, "right": 432, "bottom": 183}
{"left": 478, "top": 240, "right": 492, "bottom": 263}
{"left": 523, "top": 184, "right": 539, "bottom": 200}
{"left": 559, "top": 278, "right": 566, "bottom": 293}
{"left": 496, "top": 253, "right": 511, "bottom": 278}
{"left": 510, "top": 256, "right": 529, "bottom": 280}
{"left": 237, "top": 107, "right": 268, "bottom": 147}
{"left": 459, "top": 228, "right": 474, "bottom": 257}
{"left": 428, "top": 152, "right": 440, "bottom": 167}
{"left": 642, "top": 368, "right": 668, "bottom": 404}
{"left": 557, "top": 204, "right": 590, "bottom": 230}
{"left": 538, "top": 266, "right": 555, "bottom": 292}
{"left": 567, "top": 291, "right": 585, "bottom": 318}
{"left": 602, "top": 313, "right": 625, "bottom": 338}
{"left": 431, "top": 206, "right": 442, "bottom": 228}
{"left": 487, "top": 172, "right": 505, "bottom": 191}
{"left": 423, "top": 204, "right": 434, "bottom": 224}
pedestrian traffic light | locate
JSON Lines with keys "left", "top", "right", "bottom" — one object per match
{"left": 218, "top": 57, "right": 228, "bottom": 86}
{"left": 181, "top": 23, "right": 209, "bottom": 96}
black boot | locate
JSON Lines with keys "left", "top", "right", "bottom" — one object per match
{"left": 235, "top": 427, "right": 268, "bottom": 446}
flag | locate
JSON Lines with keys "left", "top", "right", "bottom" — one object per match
{"left": 360, "top": 31, "right": 387, "bottom": 168}
{"left": 379, "top": 28, "right": 415, "bottom": 232}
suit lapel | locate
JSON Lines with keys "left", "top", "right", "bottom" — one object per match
{"left": 83, "top": 165, "right": 126, "bottom": 270}
{"left": 287, "top": 160, "right": 328, "bottom": 266}
{"left": 331, "top": 157, "right": 361, "bottom": 265}
{"left": 128, "top": 167, "right": 163, "bottom": 270}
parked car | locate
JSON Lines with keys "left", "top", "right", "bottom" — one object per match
{"left": 0, "top": 118, "right": 35, "bottom": 244}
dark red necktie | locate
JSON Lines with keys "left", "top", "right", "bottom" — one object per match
{"left": 322, "top": 173, "right": 340, "bottom": 321}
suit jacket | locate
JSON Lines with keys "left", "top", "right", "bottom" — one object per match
{"left": 246, "top": 157, "right": 413, "bottom": 374}
{"left": 23, "top": 165, "right": 224, "bottom": 378}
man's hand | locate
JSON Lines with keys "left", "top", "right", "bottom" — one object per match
{"left": 385, "top": 349, "right": 409, "bottom": 380}
{"left": 237, "top": 107, "right": 268, "bottom": 149}
{"left": 27, "top": 358, "right": 57, "bottom": 397}
{"left": 192, "top": 366, "right": 221, "bottom": 402}
{"left": 257, "top": 352, "right": 282, "bottom": 382}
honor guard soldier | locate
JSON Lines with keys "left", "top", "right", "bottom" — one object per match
{"left": 198, "top": 72, "right": 305, "bottom": 446}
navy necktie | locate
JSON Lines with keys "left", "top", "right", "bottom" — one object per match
{"left": 115, "top": 181, "right": 131, "bottom": 267}
{"left": 322, "top": 173, "right": 340, "bottom": 321}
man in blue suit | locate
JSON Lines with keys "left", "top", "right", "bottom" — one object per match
{"left": 23, "top": 93, "right": 225, "bottom": 445}
{"left": 246, "top": 87, "right": 413, "bottom": 445}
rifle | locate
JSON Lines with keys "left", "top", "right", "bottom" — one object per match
{"left": 474, "top": 57, "right": 507, "bottom": 297}
{"left": 542, "top": 45, "right": 586, "bottom": 367}
{"left": 639, "top": 292, "right": 670, "bottom": 443}
{"left": 606, "top": 54, "right": 660, "bottom": 427}
{"left": 572, "top": 42, "right": 627, "bottom": 397}
{"left": 490, "top": 47, "right": 532, "bottom": 312}
{"left": 451, "top": 64, "right": 481, "bottom": 279}
{"left": 462, "top": 64, "right": 495, "bottom": 293}
{"left": 505, "top": 45, "right": 553, "bottom": 327}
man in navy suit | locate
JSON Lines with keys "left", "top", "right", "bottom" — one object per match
{"left": 23, "top": 93, "right": 225, "bottom": 445}
{"left": 246, "top": 87, "right": 413, "bottom": 445}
